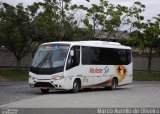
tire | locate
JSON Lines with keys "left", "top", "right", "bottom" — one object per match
{"left": 72, "top": 80, "right": 80, "bottom": 93}
{"left": 41, "top": 88, "right": 49, "bottom": 94}
{"left": 109, "top": 78, "right": 117, "bottom": 90}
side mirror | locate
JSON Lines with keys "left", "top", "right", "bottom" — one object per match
{"left": 70, "top": 50, "right": 74, "bottom": 56}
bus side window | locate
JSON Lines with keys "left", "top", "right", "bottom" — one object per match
{"left": 126, "top": 50, "right": 131, "bottom": 64}
{"left": 66, "top": 46, "right": 80, "bottom": 70}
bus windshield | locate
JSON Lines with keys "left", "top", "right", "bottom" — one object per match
{"left": 32, "top": 44, "right": 70, "bottom": 69}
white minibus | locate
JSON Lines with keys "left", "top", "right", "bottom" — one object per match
{"left": 29, "top": 41, "right": 132, "bottom": 93}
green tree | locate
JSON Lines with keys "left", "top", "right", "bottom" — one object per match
{"left": 0, "top": 0, "right": 80, "bottom": 68}
{"left": 0, "top": 3, "right": 39, "bottom": 68}
{"left": 77, "top": 0, "right": 145, "bottom": 40}
{"left": 34, "top": 0, "right": 77, "bottom": 41}
{"left": 130, "top": 15, "right": 160, "bottom": 72}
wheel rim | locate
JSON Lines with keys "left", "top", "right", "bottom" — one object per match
{"left": 73, "top": 81, "right": 79, "bottom": 92}
{"left": 112, "top": 79, "right": 116, "bottom": 89}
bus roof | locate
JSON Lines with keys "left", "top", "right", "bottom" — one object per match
{"left": 41, "top": 41, "right": 131, "bottom": 49}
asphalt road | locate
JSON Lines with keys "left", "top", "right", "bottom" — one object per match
{"left": 0, "top": 81, "right": 160, "bottom": 108}
{"left": 0, "top": 81, "right": 39, "bottom": 105}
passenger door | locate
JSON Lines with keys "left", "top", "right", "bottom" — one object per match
{"left": 63, "top": 46, "right": 81, "bottom": 88}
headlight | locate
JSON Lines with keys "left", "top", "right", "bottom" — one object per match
{"left": 29, "top": 76, "right": 36, "bottom": 80}
{"left": 51, "top": 76, "right": 64, "bottom": 80}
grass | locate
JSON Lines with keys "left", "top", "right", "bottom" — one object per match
{"left": 0, "top": 68, "right": 160, "bottom": 81}
{"left": 133, "top": 71, "right": 160, "bottom": 81}
{"left": 0, "top": 68, "right": 28, "bottom": 81}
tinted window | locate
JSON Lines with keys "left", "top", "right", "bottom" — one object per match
{"left": 126, "top": 49, "right": 131, "bottom": 64}
{"left": 82, "top": 46, "right": 131, "bottom": 65}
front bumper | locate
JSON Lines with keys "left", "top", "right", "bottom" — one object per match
{"left": 29, "top": 79, "right": 66, "bottom": 90}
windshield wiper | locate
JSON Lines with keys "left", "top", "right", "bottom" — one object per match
{"left": 48, "top": 52, "right": 53, "bottom": 68}
{"left": 36, "top": 52, "right": 50, "bottom": 68}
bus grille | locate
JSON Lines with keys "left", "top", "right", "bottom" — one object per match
{"left": 34, "top": 82, "right": 54, "bottom": 87}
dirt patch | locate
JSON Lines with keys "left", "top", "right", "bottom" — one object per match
{"left": 0, "top": 75, "right": 9, "bottom": 81}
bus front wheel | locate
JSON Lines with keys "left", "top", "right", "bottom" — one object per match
{"left": 72, "top": 80, "right": 80, "bottom": 93}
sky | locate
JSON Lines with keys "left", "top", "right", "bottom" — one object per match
{"left": 0, "top": 0, "right": 160, "bottom": 20}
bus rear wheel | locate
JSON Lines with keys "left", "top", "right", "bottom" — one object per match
{"left": 72, "top": 80, "right": 80, "bottom": 93}
{"left": 40, "top": 88, "right": 49, "bottom": 94}
{"left": 109, "top": 78, "right": 117, "bottom": 90}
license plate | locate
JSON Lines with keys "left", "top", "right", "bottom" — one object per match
{"left": 40, "top": 87, "right": 49, "bottom": 89}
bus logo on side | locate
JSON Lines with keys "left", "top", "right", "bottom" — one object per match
{"left": 104, "top": 66, "right": 109, "bottom": 74}
{"left": 89, "top": 66, "right": 110, "bottom": 75}
{"left": 89, "top": 68, "right": 103, "bottom": 73}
